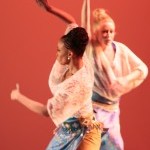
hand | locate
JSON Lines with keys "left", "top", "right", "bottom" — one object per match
{"left": 36, "top": 0, "right": 48, "bottom": 6}
{"left": 10, "top": 83, "right": 20, "bottom": 101}
{"left": 109, "top": 77, "right": 130, "bottom": 96}
{"left": 115, "top": 77, "right": 129, "bottom": 87}
{"left": 35, "top": 0, "right": 50, "bottom": 11}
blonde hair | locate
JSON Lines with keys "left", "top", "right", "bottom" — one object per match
{"left": 92, "top": 8, "right": 115, "bottom": 33}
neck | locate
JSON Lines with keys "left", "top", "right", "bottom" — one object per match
{"left": 68, "top": 57, "right": 83, "bottom": 74}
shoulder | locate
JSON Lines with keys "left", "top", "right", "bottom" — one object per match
{"left": 113, "top": 41, "right": 129, "bottom": 50}
{"left": 113, "top": 41, "right": 133, "bottom": 56}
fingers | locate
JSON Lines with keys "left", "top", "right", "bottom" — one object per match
{"left": 10, "top": 83, "right": 20, "bottom": 100}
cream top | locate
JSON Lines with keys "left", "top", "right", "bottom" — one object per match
{"left": 47, "top": 55, "right": 94, "bottom": 126}
{"left": 86, "top": 41, "right": 148, "bottom": 110}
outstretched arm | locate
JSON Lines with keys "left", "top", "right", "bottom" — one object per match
{"left": 36, "top": 0, "right": 76, "bottom": 24}
{"left": 11, "top": 84, "right": 49, "bottom": 117}
{"left": 81, "top": 0, "right": 91, "bottom": 38}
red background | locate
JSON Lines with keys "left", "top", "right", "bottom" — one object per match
{"left": 1, "top": 0, "right": 150, "bottom": 149}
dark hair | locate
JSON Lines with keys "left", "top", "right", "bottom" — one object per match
{"left": 60, "top": 27, "right": 89, "bottom": 57}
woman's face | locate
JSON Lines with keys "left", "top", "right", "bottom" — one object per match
{"left": 56, "top": 40, "right": 69, "bottom": 65}
{"left": 96, "top": 21, "right": 116, "bottom": 46}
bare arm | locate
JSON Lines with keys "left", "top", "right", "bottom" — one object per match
{"left": 81, "top": 0, "right": 91, "bottom": 38}
{"left": 36, "top": 0, "right": 76, "bottom": 24}
{"left": 11, "top": 84, "right": 49, "bottom": 117}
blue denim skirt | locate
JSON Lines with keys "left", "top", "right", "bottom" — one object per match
{"left": 46, "top": 117, "right": 86, "bottom": 150}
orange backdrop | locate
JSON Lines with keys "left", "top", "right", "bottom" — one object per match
{"left": 1, "top": 0, "right": 150, "bottom": 150}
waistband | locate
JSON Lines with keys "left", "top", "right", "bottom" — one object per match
{"left": 92, "top": 91, "right": 118, "bottom": 105}
{"left": 62, "top": 116, "right": 104, "bottom": 134}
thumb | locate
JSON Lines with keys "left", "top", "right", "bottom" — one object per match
{"left": 16, "top": 83, "right": 20, "bottom": 91}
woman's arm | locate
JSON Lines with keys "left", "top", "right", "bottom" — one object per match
{"left": 109, "top": 47, "right": 148, "bottom": 97}
{"left": 121, "top": 45, "right": 148, "bottom": 89}
{"left": 36, "top": 0, "right": 76, "bottom": 24}
{"left": 11, "top": 84, "right": 49, "bottom": 117}
{"left": 109, "top": 66, "right": 148, "bottom": 97}
{"left": 81, "top": 0, "right": 91, "bottom": 38}
{"left": 35, "top": 0, "right": 92, "bottom": 36}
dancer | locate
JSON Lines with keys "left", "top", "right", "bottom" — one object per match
{"left": 11, "top": 26, "right": 103, "bottom": 150}
{"left": 35, "top": 0, "right": 148, "bottom": 149}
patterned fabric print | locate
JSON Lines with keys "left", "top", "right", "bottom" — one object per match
{"left": 93, "top": 106, "right": 123, "bottom": 150}
{"left": 101, "top": 133, "right": 122, "bottom": 150}
{"left": 46, "top": 118, "right": 86, "bottom": 150}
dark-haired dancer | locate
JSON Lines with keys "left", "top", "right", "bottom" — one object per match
{"left": 11, "top": 26, "right": 103, "bottom": 150}
{"left": 35, "top": 0, "right": 148, "bottom": 150}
